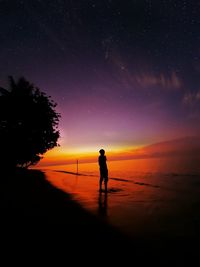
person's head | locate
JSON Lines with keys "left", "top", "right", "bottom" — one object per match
{"left": 99, "top": 149, "right": 105, "bottom": 155}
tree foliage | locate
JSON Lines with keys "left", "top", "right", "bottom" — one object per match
{"left": 0, "top": 76, "right": 60, "bottom": 168}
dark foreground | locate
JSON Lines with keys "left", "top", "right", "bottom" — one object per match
{"left": 0, "top": 168, "right": 199, "bottom": 265}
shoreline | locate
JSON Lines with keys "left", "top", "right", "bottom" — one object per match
{"left": 1, "top": 168, "right": 199, "bottom": 264}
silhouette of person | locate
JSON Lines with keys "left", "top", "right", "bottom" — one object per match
{"left": 98, "top": 149, "right": 108, "bottom": 192}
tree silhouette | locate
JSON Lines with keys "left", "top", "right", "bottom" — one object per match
{"left": 0, "top": 76, "right": 60, "bottom": 168}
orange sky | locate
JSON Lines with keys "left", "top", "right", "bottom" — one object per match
{"left": 37, "top": 144, "right": 141, "bottom": 166}
{"left": 35, "top": 136, "right": 200, "bottom": 167}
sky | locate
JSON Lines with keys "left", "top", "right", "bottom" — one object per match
{"left": 1, "top": 0, "right": 200, "bottom": 162}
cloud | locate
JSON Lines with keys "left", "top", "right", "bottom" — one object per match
{"left": 183, "top": 91, "right": 200, "bottom": 106}
{"left": 109, "top": 136, "right": 200, "bottom": 161}
{"left": 106, "top": 48, "right": 182, "bottom": 91}
{"left": 135, "top": 71, "right": 182, "bottom": 90}
{"left": 182, "top": 91, "right": 200, "bottom": 121}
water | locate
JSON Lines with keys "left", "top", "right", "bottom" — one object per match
{"left": 41, "top": 157, "right": 200, "bottom": 239}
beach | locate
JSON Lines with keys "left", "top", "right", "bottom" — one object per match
{"left": 44, "top": 158, "right": 200, "bottom": 240}
{"left": 1, "top": 168, "right": 132, "bottom": 264}
{"left": 1, "top": 157, "right": 200, "bottom": 264}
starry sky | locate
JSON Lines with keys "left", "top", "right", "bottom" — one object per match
{"left": 1, "top": 0, "right": 200, "bottom": 158}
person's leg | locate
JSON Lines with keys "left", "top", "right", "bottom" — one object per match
{"left": 99, "top": 176, "right": 103, "bottom": 192}
{"left": 104, "top": 178, "right": 108, "bottom": 192}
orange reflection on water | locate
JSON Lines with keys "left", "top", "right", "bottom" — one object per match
{"left": 44, "top": 157, "right": 200, "bottom": 239}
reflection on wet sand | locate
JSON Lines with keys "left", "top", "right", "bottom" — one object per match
{"left": 44, "top": 157, "right": 200, "bottom": 240}
{"left": 98, "top": 191, "right": 108, "bottom": 218}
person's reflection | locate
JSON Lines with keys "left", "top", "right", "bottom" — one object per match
{"left": 98, "top": 191, "right": 108, "bottom": 218}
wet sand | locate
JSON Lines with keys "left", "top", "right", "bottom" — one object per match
{"left": 1, "top": 168, "right": 200, "bottom": 264}
{"left": 45, "top": 166, "right": 200, "bottom": 241}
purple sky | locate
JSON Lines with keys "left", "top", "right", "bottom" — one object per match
{"left": 1, "top": 1, "right": 200, "bottom": 154}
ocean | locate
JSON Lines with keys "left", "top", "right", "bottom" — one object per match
{"left": 41, "top": 157, "right": 200, "bottom": 239}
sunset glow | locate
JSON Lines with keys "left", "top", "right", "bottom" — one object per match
{"left": 1, "top": 1, "right": 200, "bottom": 166}
{"left": 38, "top": 144, "right": 142, "bottom": 165}
{"left": 2, "top": 2, "right": 200, "bottom": 261}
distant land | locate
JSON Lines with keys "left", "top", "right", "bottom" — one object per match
{"left": 36, "top": 136, "right": 200, "bottom": 167}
